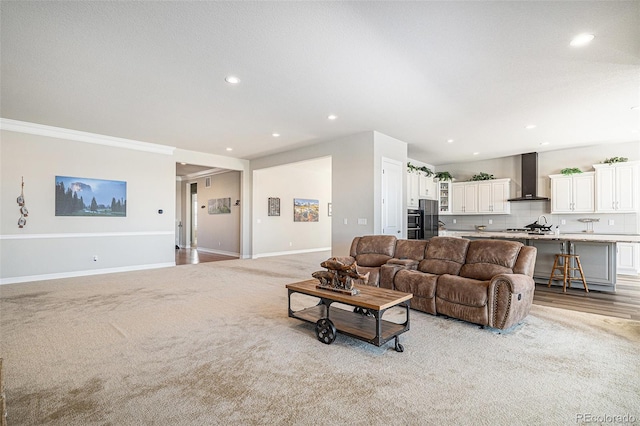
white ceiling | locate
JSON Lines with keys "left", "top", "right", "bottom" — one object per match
{"left": 1, "top": 1, "right": 639, "bottom": 166}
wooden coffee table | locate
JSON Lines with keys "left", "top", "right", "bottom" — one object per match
{"left": 286, "top": 279, "right": 412, "bottom": 352}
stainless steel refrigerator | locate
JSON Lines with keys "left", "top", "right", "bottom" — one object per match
{"left": 419, "top": 199, "right": 439, "bottom": 239}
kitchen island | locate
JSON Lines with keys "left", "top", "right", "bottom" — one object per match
{"left": 439, "top": 230, "right": 640, "bottom": 292}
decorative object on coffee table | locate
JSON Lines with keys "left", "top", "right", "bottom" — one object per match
{"left": 312, "top": 257, "right": 369, "bottom": 295}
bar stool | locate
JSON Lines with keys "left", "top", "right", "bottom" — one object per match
{"left": 547, "top": 254, "right": 589, "bottom": 293}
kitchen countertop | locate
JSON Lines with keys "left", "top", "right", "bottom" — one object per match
{"left": 439, "top": 230, "right": 640, "bottom": 243}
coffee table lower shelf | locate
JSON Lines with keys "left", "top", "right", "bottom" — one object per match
{"left": 287, "top": 281, "right": 412, "bottom": 352}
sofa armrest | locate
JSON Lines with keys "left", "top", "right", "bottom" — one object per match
{"left": 379, "top": 259, "right": 419, "bottom": 290}
{"left": 487, "top": 274, "right": 535, "bottom": 330}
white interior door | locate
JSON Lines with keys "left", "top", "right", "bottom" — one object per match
{"left": 382, "top": 157, "right": 403, "bottom": 236}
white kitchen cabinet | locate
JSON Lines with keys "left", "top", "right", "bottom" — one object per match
{"left": 418, "top": 174, "right": 437, "bottom": 200}
{"left": 617, "top": 242, "right": 640, "bottom": 275}
{"left": 549, "top": 172, "right": 594, "bottom": 214}
{"left": 407, "top": 172, "right": 419, "bottom": 208}
{"left": 594, "top": 162, "right": 639, "bottom": 213}
{"left": 452, "top": 182, "right": 478, "bottom": 214}
{"left": 478, "top": 178, "right": 511, "bottom": 214}
{"left": 438, "top": 181, "right": 452, "bottom": 214}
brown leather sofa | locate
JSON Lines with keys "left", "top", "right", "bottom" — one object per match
{"left": 347, "top": 235, "right": 537, "bottom": 330}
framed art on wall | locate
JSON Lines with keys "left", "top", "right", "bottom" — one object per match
{"left": 208, "top": 197, "right": 231, "bottom": 214}
{"left": 293, "top": 198, "right": 319, "bottom": 222}
{"left": 55, "top": 176, "right": 127, "bottom": 217}
{"left": 268, "top": 197, "right": 280, "bottom": 216}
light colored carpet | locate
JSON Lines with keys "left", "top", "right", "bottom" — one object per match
{"left": 1, "top": 251, "right": 639, "bottom": 425}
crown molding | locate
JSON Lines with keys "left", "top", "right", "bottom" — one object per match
{"left": 0, "top": 118, "right": 176, "bottom": 155}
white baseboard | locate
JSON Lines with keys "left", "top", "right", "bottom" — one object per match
{"left": 0, "top": 262, "right": 175, "bottom": 285}
{"left": 251, "top": 247, "right": 331, "bottom": 259}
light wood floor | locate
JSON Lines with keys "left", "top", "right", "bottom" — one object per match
{"left": 175, "top": 248, "right": 238, "bottom": 265}
{"left": 533, "top": 274, "right": 640, "bottom": 321}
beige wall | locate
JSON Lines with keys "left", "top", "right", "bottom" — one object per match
{"left": 252, "top": 157, "right": 332, "bottom": 257}
{"left": 1, "top": 129, "right": 176, "bottom": 283}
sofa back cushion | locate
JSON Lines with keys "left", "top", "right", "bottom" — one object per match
{"left": 350, "top": 235, "right": 397, "bottom": 267}
{"left": 418, "top": 237, "right": 469, "bottom": 275}
{"left": 394, "top": 239, "right": 428, "bottom": 261}
{"left": 459, "top": 240, "right": 523, "bottom": 281}
{"left": 513, "top": 245, "right": 537, "bottom": 277}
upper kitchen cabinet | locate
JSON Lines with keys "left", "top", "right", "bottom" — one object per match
{"left": 451, "top": 179, "right": 511, "bottom": 215}
{"left": 478, "top": 178, "right": 511, "bottom": 214}
{"left": 549, "top": 172, "right": 595, "bottom": 214}
{"left": 418, "top": 174, "right": 437, "bottom": 200}
{"left": 407, "top": 171, "right": 419, "bottom": 208}
{"left": 438, "top": 181, "right": 452, "bottom": 214}
{"left": 452, "top": 182, "right": 478, "bottom": 214}
{"left": 594, "top": 162, "right": 639, "bottom": 213}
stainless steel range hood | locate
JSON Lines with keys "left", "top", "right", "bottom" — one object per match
{"left": 507, "top": 152, "right": 550, "bottom": 201}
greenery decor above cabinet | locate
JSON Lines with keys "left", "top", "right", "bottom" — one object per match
{"left": 593, "top": 161, "right": 639, "bottom": 213}
{"left": 549, "top": 172, "right": 595, "bottom": 214}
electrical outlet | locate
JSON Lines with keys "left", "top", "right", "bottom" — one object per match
{"left": 343, "top": 218, "right": 348, "bottom": 225}
{"left": 453, "top": 219, "right": 457, "bottom": 224}
{"left": 289, "top": 242, "right": 293, "bottom": 246}
{"left": 608, "top": 219, "right": 614, "bottom": 226}
{"left": 488, "top": 220, "right": 493, "bottom": 225}
{"left": 561, "top": 219, "right": 566, "bottom": 225}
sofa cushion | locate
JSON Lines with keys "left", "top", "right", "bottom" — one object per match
{"left": 394, "top": 269, "right": 438, "bottom": 299}
{"left": 418, "top": 237, "right": 469, "bottom": 276}
{"left": 436, "top": 274, "right": 490, "bottom": 308}
{"left": 394, "top": 239, "right": 428, "bottom": 261}
{"left": 459, "top": 240, "right": 523, "bottom": 281}
{"left": 352, "top": 235, "right": 396, "bottom": 267}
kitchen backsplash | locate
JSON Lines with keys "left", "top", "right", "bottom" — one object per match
{"left": 440, "top": 201, "right": 639, "bottom": 234}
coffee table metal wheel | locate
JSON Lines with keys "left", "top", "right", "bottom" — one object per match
{"left": 315, "top": 318, "right": 337, "bottom": 344}
{"left": 353, "top": 307, "right": 373, "bottom": 317}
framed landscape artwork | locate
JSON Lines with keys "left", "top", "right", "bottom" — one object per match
{"left": 55, "top": 176, "right": 126, "bottom": 217}
{"left": 293, "top": 198, "right": 319, "bottom": 222}
{"left": 208, "top": 197, "right": 231, "bottom": 214}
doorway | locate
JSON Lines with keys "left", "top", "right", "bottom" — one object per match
{"left": 190, "top": 182, "right": 197, "bottom": 247}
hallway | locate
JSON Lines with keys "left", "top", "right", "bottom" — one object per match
{"left": 175, "top": 248, "right": 238, "bottom": 265}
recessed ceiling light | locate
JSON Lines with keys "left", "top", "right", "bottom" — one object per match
{"left": 570, "top": 33, "right": 595, "bottom": 47}
{"left": 540, "top": 142, "right": 550, "bottom": 146}
{"left": 631, "top": 106, "right": 640, "bottom": 111}
{"left": 473, "top": 152, "right": 479, "bottom": 156}
{"left": 327, "top": 114, "right": 337, "bottom": 120}
{"left": 225, "top": 75, "right": 240, "bottom": 84}
{"left": 525, "top": 124, "right": 536, "bottom": 129}
{"left": 272, "top": 133, "right": 280, "bottom": 137}
{"left": 447, "top": 139, "right": 454, "bottom": 143}
{"left": 226, "top": 147, "right": 233, "bottom": 151}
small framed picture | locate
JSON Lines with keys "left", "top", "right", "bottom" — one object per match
{"left": 328, "top": 203, "right": 332, "bottom": 216}
{"left": 268, "top": 197, "right": 280, "bottom": 216}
